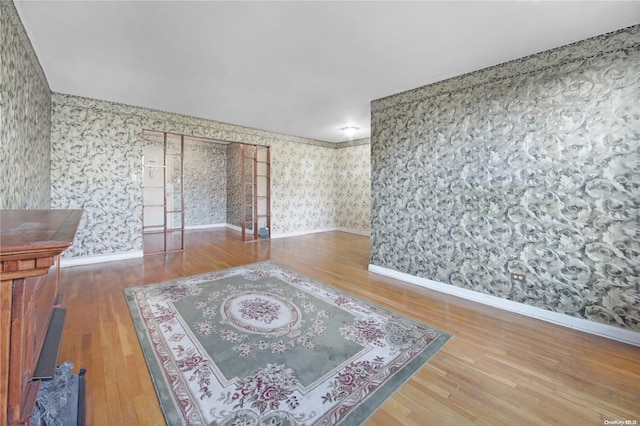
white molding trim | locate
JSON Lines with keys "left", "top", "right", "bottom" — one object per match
{"left": 368, "top": 263, "right": 640, "bottom": 347}
{"left": 271, "top": 227, "right": 370, "bottom": 239}
{"left": 271, "top": 228, "right": 335, "bottom": 239}
{"left": 334, "top": 227, "right": 371, "bottom": 237}
{"left": 183, "top": 224, "right": 369, "bottom": 237}
{"left": 185, "top": 223, "right": 226, "bottom": 230}
{"left": 61, "top": 251, "right": 143, "bottom": 267}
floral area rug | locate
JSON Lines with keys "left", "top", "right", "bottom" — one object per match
{"left": 124, "top": 261, "right": 451, "bottom": 425}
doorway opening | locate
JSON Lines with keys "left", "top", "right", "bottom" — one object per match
{"left": 241, "top": 144, "right": 271, "bottom": 242}
{"left": 141, "top": 131, "right": 271, "bottom": 254}
{"left": 142, "top": 131, "right": 185, "bottom": 255}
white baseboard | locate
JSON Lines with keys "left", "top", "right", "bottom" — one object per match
{"left": 182, "top": 226, "right": 368, "bottom": 239}
{"left": 185, "top": 223, "right": 226, "bottom": 230}
{"left": 271, "top": 228, "right": 335, "bottom": 239}
{"left": 271, "top": 227, "right": 370, "bottom": 239}
{"left": 61, "top": 251, "right": 143, "bottom": 267}
{"left": 187, "top": 223, "right": 242, "bottom": 232}
{"left": 334, "top": 227, "right": 371, "bottom": 237}
{"left": 368, "top": 264, "right": 640, "bottom": 347}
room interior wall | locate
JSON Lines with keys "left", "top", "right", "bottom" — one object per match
{"left": 50, "top": 94, "right": 370, "bottom": 258}
{"left": 226, "top": 143, "right": 243, "bottom": 228}
{"left": 334, "top": 140, "right": 371, "bottom": 234}
{"left": 3, "top": 0, "right": 371, "bottom": 258}
{"left": 184, "top": 139, "right": 227, "bottom": 227}
{"left": 370, "top": 25, "right": 640, "bottom": 332}
{"left": 0, "top": 1, "right": 51, "bottom": 209}
{"left": 51, "top": 95, "right": 145, "bottom": 256}
{"left": 270, "top": 140, "right": 337, "bottom": 235}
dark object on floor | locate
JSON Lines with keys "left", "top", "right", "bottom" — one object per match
{"left": 30, "top": 362, "right": 86, "bottom": 426}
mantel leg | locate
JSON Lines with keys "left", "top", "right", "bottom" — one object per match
{"left": 0, "top": 279, "right": 13, "bottom": 425}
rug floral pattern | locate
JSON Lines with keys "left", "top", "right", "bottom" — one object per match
{"left": 125, "top": 262, "right": 450, "bottom": 425}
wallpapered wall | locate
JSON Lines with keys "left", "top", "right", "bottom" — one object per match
{"left": 271, "top": 141, "right": 337, "bottom": 234}
{"left": 370, "top": 25, "right": 640, "bottom": 331}
{"left": 140, "top": 130, "right": 228, "bottom": 228}
{"left": 226, "top": 143, "right": 243, "bottom": 228}
{"left": 50, "top": 93, "right": 371, "bottom": 258}
{"left": 0, "top": 1, "right": 51, "bottom": 208}
{"left": 51, "top": 95, "right": 144, "bottom": 256}
{"left": 183, "top": 139, "right": 227, "bottom": 227}
{"left": 335, "top": 143, "right": 371, "bottom": 233}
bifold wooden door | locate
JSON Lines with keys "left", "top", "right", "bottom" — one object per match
{"left": 142, "top": 130, "right": 185, "bottom": 255}
{"left": 241, "top": 144, "right": 270, "bottom": 241}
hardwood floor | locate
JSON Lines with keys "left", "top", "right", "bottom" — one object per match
{"left": 57, "top": 229, "right": 640, "bottom": 425}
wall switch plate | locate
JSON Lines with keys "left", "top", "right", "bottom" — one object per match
{"left": 511, "top": 272, "right": 526, "bottom": 282}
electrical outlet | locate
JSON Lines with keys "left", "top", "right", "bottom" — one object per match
{"left": 511, "top": 272, "right": 526, "bottom": 282}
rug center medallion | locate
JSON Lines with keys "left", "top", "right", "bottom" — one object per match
{"left": 222, "top": 291, "right": 302, "bottom": 335}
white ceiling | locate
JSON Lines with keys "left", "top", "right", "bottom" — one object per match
{"left": 14, "top": 1, "right": 640, "bottom": 143}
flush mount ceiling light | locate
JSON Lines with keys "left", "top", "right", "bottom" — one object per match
{"left": 340, "top": 126, "right": 359, "bottom": 137}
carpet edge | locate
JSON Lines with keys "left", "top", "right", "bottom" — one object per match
{"left": 123, "top": 287, "right": 187, "bottom": 426}
{"left": 345, "top": 332, "right": 453, "bottom": 425}
{"left": 124, "top": 261, "right": 454, "bottom": 425}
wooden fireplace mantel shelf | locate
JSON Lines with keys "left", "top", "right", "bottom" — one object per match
{"left": 1, "top": 209, "right": 82, "bottom": 256}
{"left": 0, "top": 209, "right": 82, "bottom": 425}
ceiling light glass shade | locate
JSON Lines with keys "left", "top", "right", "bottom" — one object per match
{"left": 340, "top": 126, "right": 359, "bottom": 137}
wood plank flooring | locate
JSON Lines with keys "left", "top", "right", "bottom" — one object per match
{"left": 57, "top": 229, "right": 640, "bottom": 425}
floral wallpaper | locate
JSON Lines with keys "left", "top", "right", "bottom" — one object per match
{"left": 334, "top": 141, "right": 370, "bottom": 233}
{"left": 141, "top": 131, "right": 229, "bottom": 228}
{"left": 270, "top": 141, "right": 337, "bottom": 234}
{"left": 184, "top": 139, "right": 227, "bottom": 227}
{"left": 51, "top": 96, "right": 145, "bottom": 256}
{"left": 0, "top": 1, "right": 51, "bottom": 209}
{"left": 226, "top": 143, "right": 243, "bottom": 228}
{"left": 51, "top": 94, "right": 370, "bottom": 257}
{"left": 370, "top": 25, "right": 640, "bottom": 331}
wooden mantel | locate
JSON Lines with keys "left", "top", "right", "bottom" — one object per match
{"left": 1, "top": 210, "right": 82, "bottom": 279}
{"left": 0, "top": 209, "right": 82, "bottom": 425}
